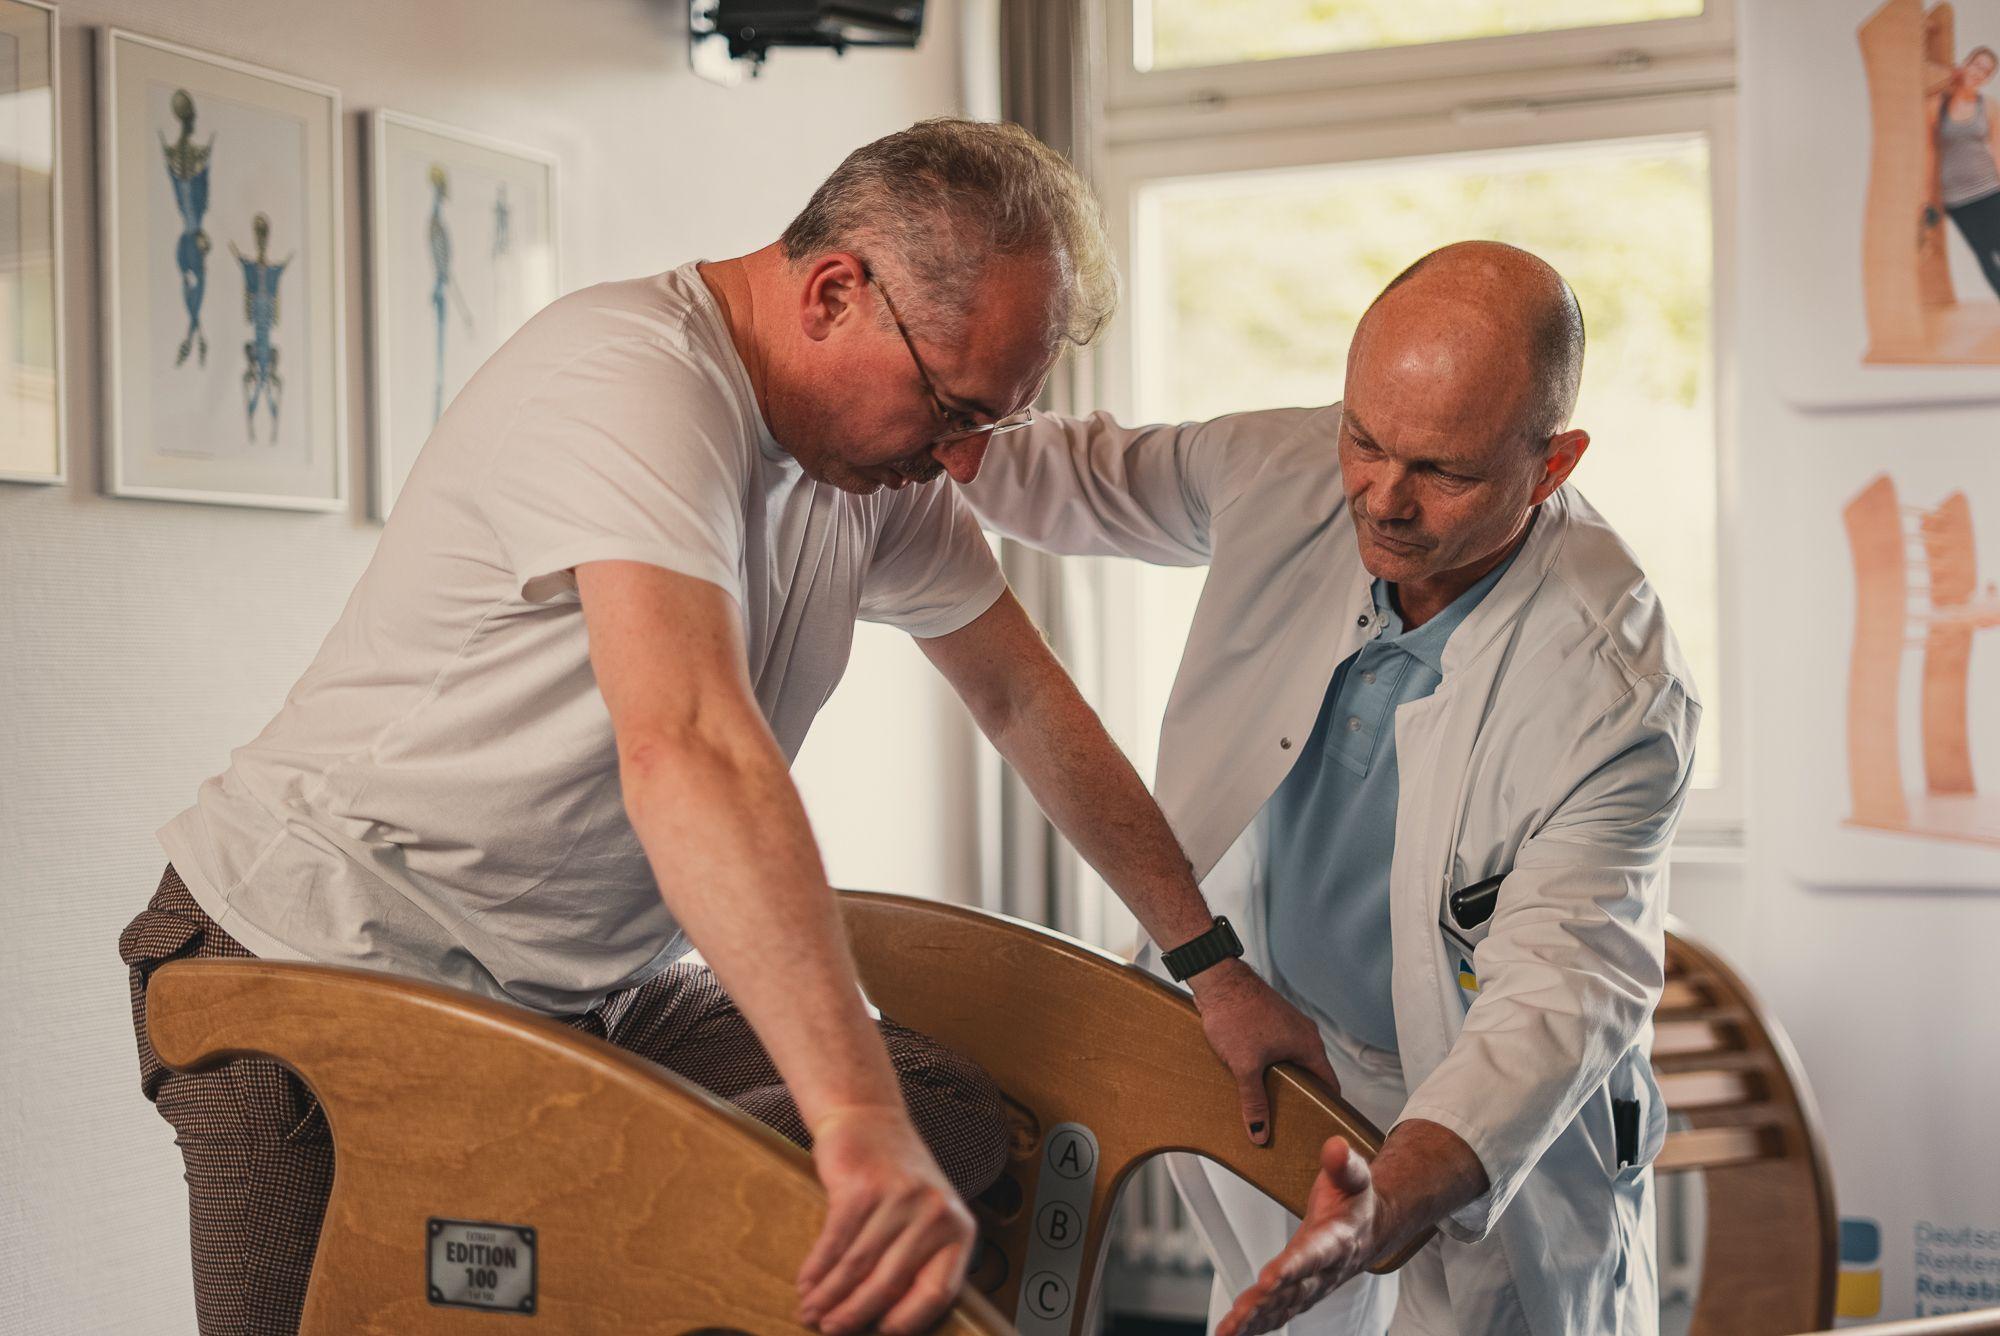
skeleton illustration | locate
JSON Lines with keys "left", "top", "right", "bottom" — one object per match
{"left": 231, "top": 213, "right": 293, "bottom": 442}
{"left": 160, "top": 89, "right": 214, "bottom": 368}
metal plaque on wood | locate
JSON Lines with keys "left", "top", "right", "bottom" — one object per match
{"left": 428, "top": 1218, "right": 537, "bottom": 1315}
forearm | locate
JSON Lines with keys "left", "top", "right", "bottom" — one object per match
{"left": 621, "top": 731, "right": 903, "bottom": 1130}
{"left": 981, "top": 662, "right": 1214, "bottom": 951}
{"left": 1365, "top": 1119, "right": 1490, "bottom": 1261}
{"left": 962, "top": 413, "right": 1215, "bottom": 566}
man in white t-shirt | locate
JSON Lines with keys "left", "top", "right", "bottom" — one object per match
{"left": 122, "top": 119, "right": 1339, "bottom": 1336}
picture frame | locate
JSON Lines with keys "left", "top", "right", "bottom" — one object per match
{"left": 98, "top": 28, "right": 346, "bottom": 510}
{"left": 0, "top": 0, "right": 63, "bottom": 485}
{"left": 367, "top": 109, "right": 558, "bottom": 518}
{"left": 1767, "top": 0, "right": 2000, "bottom": 409}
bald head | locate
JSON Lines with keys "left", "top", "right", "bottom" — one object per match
{"left": 1335, "top": 241, "right": 1592, "bottom": 604}
{"left": 1359, "top": 241, "right": 1584, "bottom": 446}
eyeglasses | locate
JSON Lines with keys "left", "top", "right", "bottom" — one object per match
{"left": 868, "top": 271, "right": 1036, "bottom": 449}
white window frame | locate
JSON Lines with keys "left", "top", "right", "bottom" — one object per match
{"left": 1080, "top": 2, "right": 1745, "bottom": 850}
{"left": 1107, "top": 0, "right": 1735, "bottom": 115}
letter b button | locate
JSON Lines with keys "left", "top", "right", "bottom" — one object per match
{"left": 1037, "top": 1201, "right": 1081, "bottom": 1250}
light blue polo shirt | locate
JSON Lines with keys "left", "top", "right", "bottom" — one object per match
{"left": 1265, "top": 552, "right": 1516, "bottom": 1052}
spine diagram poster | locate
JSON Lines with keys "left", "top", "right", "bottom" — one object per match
{"left": 367, "top": 111, "right": 558, "bottom": 518}
{"left": 1779, "top": 459, "right": 2000, "bottom": 888}
{"left": 98, "top": 28, "right": 345, "bottom": 509}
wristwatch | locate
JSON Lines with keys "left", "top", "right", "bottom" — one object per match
{"left": 1161, "top": 916, "right": 1244, "bottom": 983}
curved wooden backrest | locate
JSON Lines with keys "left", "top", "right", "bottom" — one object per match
{"left": 146, "top": 958, "right": 1009, "bottom": 1336}
{"left": 1654, "top": 925, "right": 1839, "bottom": 1336}
{"left": 835, "top": 891, "right": 1424, "bottom": 1336}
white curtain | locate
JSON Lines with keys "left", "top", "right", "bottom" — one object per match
{"left": 963, "top": 0, "right": 1113, "bottom": 940}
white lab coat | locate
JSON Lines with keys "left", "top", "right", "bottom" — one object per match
{"left": 963, "top": 406, "right": 1699, "bottom": 1336}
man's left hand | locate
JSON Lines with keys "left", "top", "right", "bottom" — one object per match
{"left": 1215, "top": 1136, "right": 1380, "bottom": 1336}
{"left": 1190, "top": 959, "right": 1343, "bottom": 1145}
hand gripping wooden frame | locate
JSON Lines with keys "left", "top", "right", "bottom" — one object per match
{"left": 145, "top": 890, "right": 1413, "bottom": 1335}
{"left": 835, "top": 892, "right": 1418, "bottom": 1334}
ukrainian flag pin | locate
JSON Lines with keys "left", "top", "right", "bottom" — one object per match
{"left": 1457, "top": 958, "right": 1479, "bottom": 993}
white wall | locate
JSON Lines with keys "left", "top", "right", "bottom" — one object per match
{"left": 1737, "top": 4, "right": 2000, "bottom": 1323}
{"left": 0, "top": 3, "right": 974, "bottom": 1332}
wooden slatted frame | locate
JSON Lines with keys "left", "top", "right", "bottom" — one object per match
{"left": 1656, "top": 923, "right": 1840, "bottom": 1335}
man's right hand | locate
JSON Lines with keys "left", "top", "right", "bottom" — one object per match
{"left": 1191, "top": 959, "right": 1344, "bottom": 1145}
{"left": 796, "top": 1106, "right": 977, "bottom": 1336}
{"left": 578, "top": 562, "right": 974, "bottom": 1332}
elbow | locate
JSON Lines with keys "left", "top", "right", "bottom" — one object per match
{"left": 615, "top": 720, "right": 762, "bottom": 821}
{"left": 965, "top": 683, "right": 1021, "bottom": 749}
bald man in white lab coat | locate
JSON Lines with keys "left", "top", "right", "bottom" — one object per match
{"left": 963, "top": 242, "right": 1698, "bottom": 1336}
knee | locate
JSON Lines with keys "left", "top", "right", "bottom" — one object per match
{"left": 888, "top": 1029, "right": 1009, "bottom": 1201}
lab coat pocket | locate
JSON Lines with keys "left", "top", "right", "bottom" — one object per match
{"left": 1439, "top": 868, "right": 1506, "bottom": 1008}
{"left": 1605, "top": 1053, "right": 1664, "bottom": 1291}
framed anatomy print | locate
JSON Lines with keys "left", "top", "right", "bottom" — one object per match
{"left": 0, "top": 0, "right": 62, "bottom": 484}
{"left": 368, "top": 110, "right": 558, "bottom": 517}
{"left": 99, "top": 28, "right": 345, "bottom": 509}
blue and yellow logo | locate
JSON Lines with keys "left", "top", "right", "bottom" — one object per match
{"left": 1457, "top": 957, "right": 1479, "bottom": 993}
{"left": 1837, "top": 1217, "right": 1882, "bottom": 1319}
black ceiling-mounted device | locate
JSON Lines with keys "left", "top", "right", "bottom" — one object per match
{"left": 690, "top": 1, "right": 926, "bottom": 85}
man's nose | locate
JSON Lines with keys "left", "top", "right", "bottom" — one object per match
{"left": 934, "top": 434, "right": 990, "bottom": 486}
{"left": 1371, "top": 467, "right": 1418, "bottom": 519}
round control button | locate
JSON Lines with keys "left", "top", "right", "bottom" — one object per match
{"left": 1025, "top": 1271, "right": 1072, "bottom": 1321}
{"left": 1037, "top": 1201, "right": 1082, "bottom": 1251}
{"left": 1046, "top": 1129, "right": 1095, "bottom": 1179}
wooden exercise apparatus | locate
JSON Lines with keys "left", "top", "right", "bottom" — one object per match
{"left": 845, "top": 899, "right": 1842, "bottom": 1336}
{"left": 1654, "top": 924, "right": 1839, "bottom": 1336}
{"left": 1844, "top": 473, "right": 2000, "bottom": 847}
{"left": 145, "top": 955, "right": 1004, "bottom": 1335}
{"left": 837, "top": 892, "right": 1416, "bottom": 1336}
{"left": 147, "top": 897, "right": 1838, "bottom": 1335}
{"left": 145, "top": 891, "right": 1406, "bottom": 1336}
{"left": 1859, "top": 0, "right": 2000, "bottom": 363}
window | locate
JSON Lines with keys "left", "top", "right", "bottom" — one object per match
{"left": 1139, "top": 0, "right": 1704, "bottom": 71}
{"left": 1133, "top": 135, "right": 1720, "bottom": 788}
{"left": 1083, "top": 1, "right": 1740, "bottom": 840}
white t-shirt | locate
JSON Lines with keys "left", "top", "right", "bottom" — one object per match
{"left": 159, "top": 264, "right": 1006, "bottom": 1015}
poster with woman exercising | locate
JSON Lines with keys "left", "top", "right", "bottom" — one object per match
{"left": 1768, "top": 0, "right": 2000, "bottom": 406}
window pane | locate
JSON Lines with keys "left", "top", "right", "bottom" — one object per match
{"left": 1140, "top": 0, "right": 1703, "bottom": 70}
{"left": 1130, "top": 135, "right": 1721, "bottom": 786}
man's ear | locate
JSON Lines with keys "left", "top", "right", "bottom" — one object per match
{"left": 1531, "top": 429, "right": 1589, "bottom": 505}
{"left": 799, "top": 252, "right": 869, "bottom": 343}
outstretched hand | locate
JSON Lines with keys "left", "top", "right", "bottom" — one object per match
{"left": 1216, "top": 1136, "right": 1380, "bottom": 1336}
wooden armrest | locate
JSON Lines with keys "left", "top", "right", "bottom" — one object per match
{"left": 836, "top": 891, "right": 1429, "bottom": 1336}
{"left": 147, "top": 958, "right": 1010, "bottom": 1336}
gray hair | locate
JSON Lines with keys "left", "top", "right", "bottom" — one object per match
{"left": 780, "top": 118, "right": 1118, "bottom": 349}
